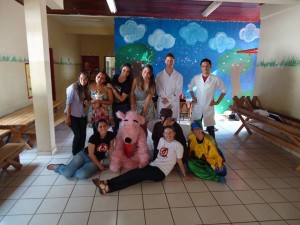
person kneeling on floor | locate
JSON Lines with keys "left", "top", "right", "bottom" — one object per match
{"left": 47, "top": 118, "right": 115, "bottom": 179}
{"left": 187, "top": 122, "right": 227, "bottom": 182}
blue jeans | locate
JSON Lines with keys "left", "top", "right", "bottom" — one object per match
{"left": 55, "top": 151, "right": 99, "bottom": 179}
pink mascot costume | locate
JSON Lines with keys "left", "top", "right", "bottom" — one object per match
{"left": 109, "top": 111, "right": 150, "bottom": 172}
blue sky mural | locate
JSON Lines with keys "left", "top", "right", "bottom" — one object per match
{"left": 114, "top": 17, "right": 260, "bottom": 113}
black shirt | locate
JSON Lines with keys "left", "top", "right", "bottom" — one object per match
{"left": 84, "top": 131, "right": 115, "bottom": 161}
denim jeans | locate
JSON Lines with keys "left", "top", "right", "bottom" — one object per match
{"left": 55, "top": 151, "right": 99, "bottom": 179}
{"left": 70, "top": 115, "right": 87, "bottom": 155}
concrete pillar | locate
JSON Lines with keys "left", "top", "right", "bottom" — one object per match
{"left": 24, "top": 0, "right": 56, "bottom": 155}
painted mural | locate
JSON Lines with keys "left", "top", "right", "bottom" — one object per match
{"left": 114, "top": 18, "right": 260, "bottom": 113}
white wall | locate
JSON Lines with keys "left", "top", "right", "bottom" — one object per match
{"left": 47, "top": 17, "right": 81, "bottom": 101}
{"left": 0, "top": 0, "right": 31, "bottom": 116}
{"left": 254, "top": 4, "right": 300, "bottom": 119}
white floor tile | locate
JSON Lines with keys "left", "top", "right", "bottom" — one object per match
{"left": 117, "top": 210, "right": 145, "bottom": 225}
{"left": 196, "top": 206, "right": 230, "bottom": 224}
{"left": 8, "top": 198, "right": 43, "bottom": 215}
{"left": 0, "top": 215, "right": 32, "bottom": 225}
{"left": 64, "top": 197, "right": 93, "bottom": 213}
{"left": 21, "top": 185, "right": 51, "bottom": 199}
{"left": 246, "top": 203, "right": 282, "bottom": 221}
{"left": 28, "top": 213, "right": 61, "bottom": 225}
{"left": 145, "top": 209, "right": 174, "bottom": 225}
{"left": 46, "top": 185, "right": 74, "bottom": 198}
{"left": 221, "top": 205, "right": 256, "bottom": 223}
{"left": 118, "top": 195, "right": 143, "bottom": 210}
{"left": 190, "top": 192, "right": 218, "bottom": 206}
{"left": 59, "top": 212, "right": 89, "bottom": 225}
{"left": 171, "top": 207, "right": 202, "bottom": 225}
{"left": 143, "top": 193, "right": 168, "bottom": 209}
{"left": 36, "top": 198, "right": 68, "bottom": 213}
{"left": 212, "top": 191, "right": 242, "bottom": 205}
{"left": 166, "top": 193, "right": 193, "bottom": 207}
{"left": 163, "top": 181, "right": 186, "bottom": 193}
{"left": 70, "top": 184, "right": 96, "bottom": 197}
{"left": 142, "top": 182, "right": 164, "bottom": 194}
{"left": 88, "top": 211, "right": 117, "bottom": 225}
{"left": 91, "top": 196, "right": 118, "bottom": 211}
{"left": 233, "top": 190, "right": 265, "bottom": 204}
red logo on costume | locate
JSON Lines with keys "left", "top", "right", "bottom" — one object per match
{"left": 97, "top": 143, "right": 108, "bottom": 152}
{"left": 159, "top": 147, "right": 168, "bottom": 157}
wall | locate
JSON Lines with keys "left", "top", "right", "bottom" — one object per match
{"left": 255, "top": 4, "right": 300, "bottom": 119}
{"left": 0, "top": 0, "right": 31, "bottom": 116}
{"left": 0, "top": 1, "right": 82, "bottom": 116}
{"left": 47, "top": 17, "right": 81, "bottom": 101}
{"left": 79, "top": 35, "right": 114, "bottom": 70}
{"left": 115, "top": 18, "right": 260, "bottom": 113}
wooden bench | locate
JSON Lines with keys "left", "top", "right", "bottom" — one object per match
{"left": 23, "top": 110, "right": 66, "bottom": 147}
{"left": 230, "top": 96, "right": 300, "bottom": 155}
{"left": 0, "top": 129, "right": 11, "bottom": 147}
{"left": 0, "top": 143, "right": 25, "bottom": 170}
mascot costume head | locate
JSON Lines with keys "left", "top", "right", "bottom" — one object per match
{"left": 109, "top": 111, "right": 150, "bottom": 172}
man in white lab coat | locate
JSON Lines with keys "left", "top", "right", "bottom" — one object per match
{"left": 188, "top": 58, "right": 226, "bottom": 139}
{"left": 156, "top": 53, "right": 183, "bottom": 120}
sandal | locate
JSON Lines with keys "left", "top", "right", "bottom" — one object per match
{"left": 92, "top": 178, "right": 109, "bottom": 195}
{"left": 47, "top": 163, "right": 65, "bottom": 170}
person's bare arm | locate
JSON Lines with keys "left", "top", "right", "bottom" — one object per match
{"left": 88, "top": 143, "right": 105, "bottom": 171}
{"left": 210, "top": 93, "right": 226, "bottom": 106}
{"left": 130, "top": 79, "right": 137, "bottom": 111}
{"left": 177, "top": 158, "right": 193, "bottom": 181}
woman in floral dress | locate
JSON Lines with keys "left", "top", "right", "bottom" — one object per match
{"left": 88, "top": 70, "right": 113, "bottom": 133}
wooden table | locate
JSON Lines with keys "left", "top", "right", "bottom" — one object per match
{"left": 0, "top": 100, "right": 63, "bottom": 149}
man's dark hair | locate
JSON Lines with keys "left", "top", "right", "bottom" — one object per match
{"left": 200, "top": 58, "right": 212, "bottom": 66}
{"left": 165, "top": 53, "right": 175, "bottom": 59}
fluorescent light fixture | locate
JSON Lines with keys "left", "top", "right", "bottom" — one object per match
{"left": 202, "top": 1, "right": 222, "bottom": 17}
{"left": 106, "top": 0, "right": 117, "bottom": 13}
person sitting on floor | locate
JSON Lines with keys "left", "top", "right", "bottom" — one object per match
{"left": 187, "top": 122, "right": 227, "bottom": 182}
{"left": 152, "top": 108, "right": 188, "bottom": 162}
{"left": 47, "top": 118, "right": 115, "bottom": 179}
{"left": 92, "top": 125, "right": 193, "bottom": 195}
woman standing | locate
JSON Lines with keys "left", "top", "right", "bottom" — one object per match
{"left": 107, "top": 63, "right": 132, "bottom": 134}
{"left": 88, "top": 70, "right": 113, "bottom": 133}
{"left": 65, "top": 72, "right": 89, "bottom": 155}
{"left": 47, "top": 119, "right": 115, "bottom": 179}
{"left": 130, "top": 64, "right": 157, "bottom": 134}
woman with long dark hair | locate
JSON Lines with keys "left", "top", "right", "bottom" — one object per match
{"left": 65, "top": 72, "right": 89, "bottom": 155}
{"left": 107, "top": 63, "right": 132, "bottom": 134}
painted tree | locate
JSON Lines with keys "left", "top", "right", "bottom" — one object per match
{"left": 115, "top": 43, "right": 155, "bottom": 76}
{"left": 218, "top": 49, "right": 254, "bottom": 97}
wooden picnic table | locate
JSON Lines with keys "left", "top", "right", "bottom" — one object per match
{"left": 0, "top": 100, "right": 64, "bottom": 149}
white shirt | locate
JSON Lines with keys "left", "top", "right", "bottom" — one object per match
{"left": 156, "top": 69, "right": 183, "bottom": 119}
{"left": 150, "top": 138, "right": 183, "bottom": 176}
{"left": 188, "top": 74, "right": 226, "bottom": 127}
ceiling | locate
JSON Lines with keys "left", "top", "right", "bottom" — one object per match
{"left": 15, "top": 0, "right": 300, "bottom": 35}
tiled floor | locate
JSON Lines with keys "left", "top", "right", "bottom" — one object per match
{"left": 1, "top": 117, "right": 300, "bottom": 225}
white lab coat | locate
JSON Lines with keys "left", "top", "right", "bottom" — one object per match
{"left": 188, "top": 74, "right": 226, "bottom": 127}
{"left": 156, "top": 69, "right": 183, "bottom": 119}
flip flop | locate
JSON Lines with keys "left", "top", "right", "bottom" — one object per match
{"left": 47, "top": 163, "right": 65, "bottom": 170}
{"left": 92, "top": 178, "right": 109, "bottom": 195}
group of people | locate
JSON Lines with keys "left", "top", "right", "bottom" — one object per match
{"left": 47, "top": 53, "right": 228, "bottom": 194}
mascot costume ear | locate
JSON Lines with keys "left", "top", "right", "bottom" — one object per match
{"left": 109, "top": 111, "right": 150, "bottom": 172}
